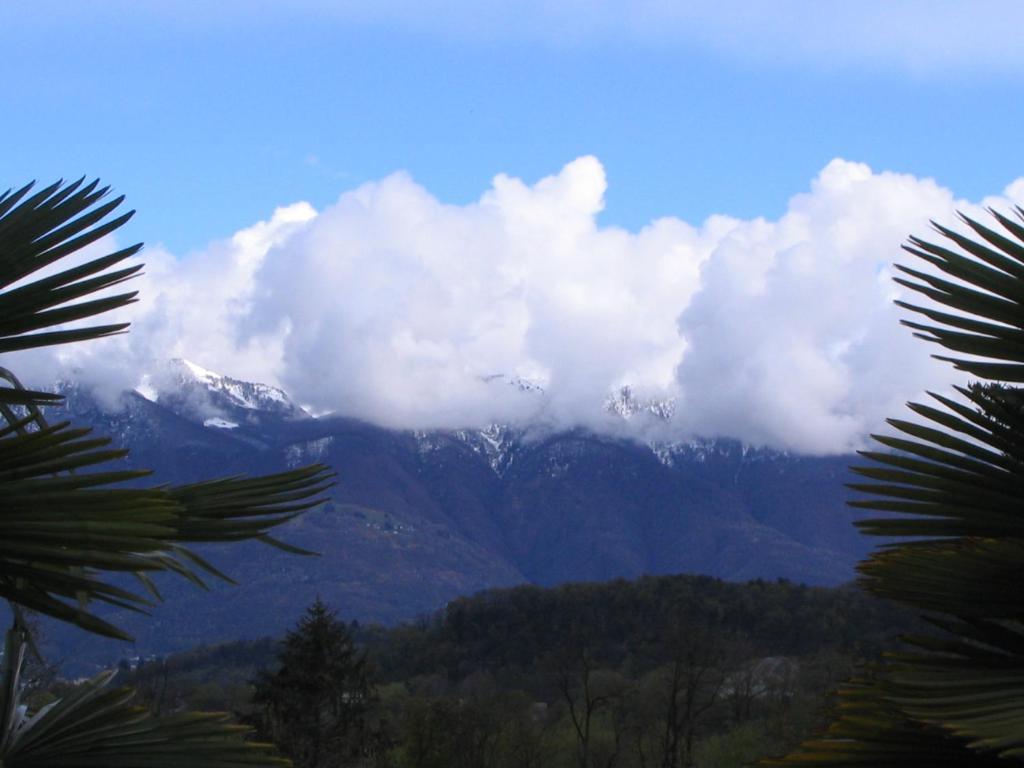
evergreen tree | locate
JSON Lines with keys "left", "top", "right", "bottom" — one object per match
{"left": 253, "top": 599, "right": 376, "bottom": 768}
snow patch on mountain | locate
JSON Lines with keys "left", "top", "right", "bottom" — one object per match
{"left": 411, "top": 424, "right": 521, "bottom": 476}
{"left": 180, "top": 359, "right": 220, "bottom": 385}
{"left": 649, "top": 437, "right": 789, "bottom": 468}
{"left": 605, "top": 385, "right": 675, "bottom": 421}
{"left": 453, "top": 424, "right": 519, "bottom": 474}
{"left": 134, "top": 376, "right": 158, "bottom": 403}
{"left": 204, "top": 417, "right": 239, "bottom": 429}
{"left": 284, "top": 437, "right": 334, "bottom": 467}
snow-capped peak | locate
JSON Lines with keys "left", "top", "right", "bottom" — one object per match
{"left": 134, "top": 375, "right": 159, "bottom": 403}
{"left": 131, "top": 358, "right": 307, "bottom": 427}
{"left": 165, "top": 358, "right": 294, "bottom": 412}
{"left": 179, "top": 358, "right": 221, "bottom": 385}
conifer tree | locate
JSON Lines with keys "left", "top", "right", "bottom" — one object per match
{"left": 252, "top": 599, "right": 376, "bottom": 768}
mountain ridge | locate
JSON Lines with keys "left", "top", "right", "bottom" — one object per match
{"left": 41, "top": 361, "right": 869, "bottom": 668}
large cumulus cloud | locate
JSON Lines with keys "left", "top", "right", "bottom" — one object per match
{"left": 242, "top": 157, "right": 705, "bottom": 432}
{"left": 18, "top": 157, "right": 1024, "bottom": 453}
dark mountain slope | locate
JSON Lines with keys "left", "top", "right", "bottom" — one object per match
{"left": 42, "top": 365, "right": 869, "bottom": 667}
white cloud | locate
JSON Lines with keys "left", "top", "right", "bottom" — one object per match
{"left": 13, "top": 156, "right": 1021, "bottom": 454}
{"left": 239, "top": 157, "right": 706, "bottom": 432}
{"left": 673, "top": 160, "right": 963, "bottom": 453}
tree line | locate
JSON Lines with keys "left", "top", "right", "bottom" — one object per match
{"left": 123, "top": 574, "right": 919, "bottom": 767}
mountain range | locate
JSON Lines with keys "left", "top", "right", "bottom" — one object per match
{"left": 40, "top": 360, "right": 871, "bottom": 669}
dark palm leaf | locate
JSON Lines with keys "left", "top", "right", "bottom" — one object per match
{"left": 762, "top": 676, "right": 1014, "bottom": 766}
{"left": 858, "top": 538, "right": 1024, "bottom": 618}
{"left": 2, "top": 669, "right": 288, "bottom": 767}
{"left": 769, "top": 209, "right": 1024, "bottom": 764}
{"left": 884, "top": 623, "right": 1024, "bottom": 759}
{"left": 0, "top": 417, "right": 332, "bottom": 638}
{"left": 0, "top": 179, "right": 143, "bottom": 354}
{"left": 895, "top": 209, "right": 1024, "bottom": 380}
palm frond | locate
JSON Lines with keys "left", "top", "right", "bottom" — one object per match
{"left": 0, "top": 179, "right": 143, "bottom": 353}
{"left": 895, "top": 211, "right": 1024, "bottom": 380}
{"left": 770, "top": 208, "right": 1024, "bottom": 764}
{"left": 2, "top": 667, "right": 289, "bottom": 767}
{"left": 0, "top": 417, "right": 332, "bottom": 638}
{"left": 858, "top": 538, "right": 1024, "bottom": 618}
{"left": 762, "top": 676, "right": 1013, "bottom": 766}
{"left": 884, "top": 623, "right": 1024, "bottom": 760}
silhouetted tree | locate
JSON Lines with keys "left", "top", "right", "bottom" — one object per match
{"left": 551, "top": 642, "right": 626, "bottom": 768}
{"left": 253, "top": 598, "right": 376, "bottom": 767}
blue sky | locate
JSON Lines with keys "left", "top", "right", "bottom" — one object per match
{"left": 6, "top": 1, "right": 1024, "bottom": 253}
{"left": 7, "top": 2, "right": 1024, "bottom": 452}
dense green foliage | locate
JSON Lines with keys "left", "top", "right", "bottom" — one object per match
{"left": 251, "top": 599, "right": 377, "bottom": 767}
{"left": 369, "top": 575, "right": 910, "bottom": 682}
{"left": 769, "top": 210, "right": 1024, "bottom": 764}
{"left": 125, "top": 574, "right": 917, "bottom": 767}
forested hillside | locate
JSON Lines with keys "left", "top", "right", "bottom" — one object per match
{"left": 49, "top": 375, "right": 866, "bottom": 668}
{"left": 121, "top": 573, "right": 918, "bottom": 768}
